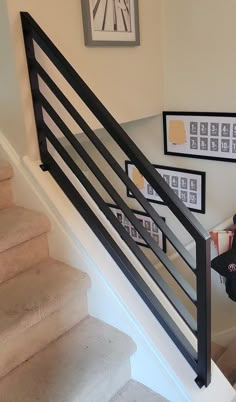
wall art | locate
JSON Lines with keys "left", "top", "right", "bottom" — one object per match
{"left": 125, "top": 161, "right": 206, "bottom": 213}
{"left": 108, "top": 204, "right": 166, "bottom": 251}
{"left": 163, "top": 111, "right": 236, "bottom": 163}
{"left": 81, "top": 0, "right": 140, "bottom": 46}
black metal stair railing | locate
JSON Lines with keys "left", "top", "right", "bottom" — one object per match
{"left": 20, "top": 11, "right": 211, "bottom": 388}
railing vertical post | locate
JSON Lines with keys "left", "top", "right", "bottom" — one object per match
{"left": 196, "top": 237, "right": 211, "bottom": 387}
{"left": 20, "top": 13, "right": 49, "bottom": 168}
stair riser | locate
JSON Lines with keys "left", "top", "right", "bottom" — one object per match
{"left": 79, "top": 359, "right": 131, "bottom": 402}
{"left": 0, "top": 180, "right": 13, "bottom": 210}
{"left": 0, "top": 162, "right": 13, "bottom": 182}
{"left": 0, "top": 234, "right": 49, "bottom": 284}
{"left": 0, "top": 294, "right": 88, "bottom": 379}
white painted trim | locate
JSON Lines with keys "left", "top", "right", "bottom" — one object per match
{"left": 0, "top": 131, "right": 234, "bottom": 402}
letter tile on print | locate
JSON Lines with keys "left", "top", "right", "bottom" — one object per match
{"left": 180, "top": 191, "right": 188, "bottom": 203}
{"left": 163, "top": 174, "right": 170, "bottom": 185}
{"left": 131, "top": 227, "right": 137, "bottom": 238}
{"left": 233, "top": 140, "right": 236, "bottom": 153}
{"left": 233, "top": 124, "right": 236, "bottom": 138}
{"left": 210, "top": 123, "right": 219, "bottom": 136}
{"left": 200, "top": 122, "right": 208, "bottom": 135}
{"left": 171, "top": 176, "right": 179, "bottom": 188}
{"left": 210, "top": 138, "right": 219, "bottom": 152}
{"left": 117, "top": 213, "right": 123, "bottom": 223}
{"left": 190, "top": 137, "right": 198, "bottom": 150}
{"left": 190, "top": 179, "right": 197, "bottom": 191}
{"left": 144, "top": 220, "right": 151, "bottom": 231}
{"left": 221, "top": 139, "right": 230, "bottom": 153}
{"left": 221, "top": 123, "right": 230, "bottom": 137}
{"left": 190, "top": 192, "right": 197, "bottom": 204}
{"left": 200, "top": 138, "right": 208, "bottom": 151}
{"left": 180, "top": 177, "right": 188, "bottom": 189}
{"left": 147, "top": 184, "right": 154, "bottom": 195}
{"left": 190, "top": 122, "right": 198, "bottom": 135}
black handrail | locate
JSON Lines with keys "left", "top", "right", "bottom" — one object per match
{"left": 20, "top": 11, "right": 211, "bottom": 387}
{"left": 35, "top": 60, "right": 196, "bottom": 272}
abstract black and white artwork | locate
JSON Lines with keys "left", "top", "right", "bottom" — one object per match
{"left": 81, "top": 0, "right": 140, "bottom": 46}
{"left": 93, "top": 0, "right": 131, "bottom": 32}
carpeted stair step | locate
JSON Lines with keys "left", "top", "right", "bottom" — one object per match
{"left": 0, "top": 179, "right": 13, "bottom": 210}
{"left": 0, "top": 160, "right": 14, "bottom": 211}
{"left": 110, "top": 380, "right": 169, "bottom": 402}
{"left": 0, "top": 160, "right": 13, "bottom": 182}
{"left": 211, "top": 342, "right": 226, "bottom": 362}
{"left": 216, "top": 339, "right": 236, "bottom": 385}
{"left": 0, "top": 316, "right": 136, "bottom": 402}
{"left": 0, "top": 206, "right": 51, "bottom": 283}
{"left": 0, "top": 258, "right": 90, "bottom": 379}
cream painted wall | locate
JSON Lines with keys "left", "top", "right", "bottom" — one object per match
{"left": 0, "top": 0, "right": 28, "bottom": 157}
{"left": 4, "top": 0, "right": 163, "bottom": 158}
{"left": 162, "top": 0, "right": 236, "bottom": 112}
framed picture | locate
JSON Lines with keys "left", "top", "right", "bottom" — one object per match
{"left": 125, "top": 161, "right": 206, "bottom": 214}
{"left": 163, "top": 111, "right": 236, "bottom": 163}
{"left": 108, "top": 204, "right": 166, "bottom": 251}
{"left": 81, "top": 0, "right": 140, "bottom": 46}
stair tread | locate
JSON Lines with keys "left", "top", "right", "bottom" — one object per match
{"left": 0, "top": 206, "right": 50, "bottom": 253}
{"left": 111, "top": 380, "right": 169, "bottom": 402}
{"left": 211, "top": 341, "right": 226, "bottom": 362}
{"left": 0, "top": 257, "right": 90, "bottom": 342}
{"left": 216, "top": 339, "right": 236, "bottom": 385}
{"left": 0, "top": 161, "right": 13, "bottom": 182}
{"left": 0, "top": 316, "right": 136, "bottom": 402}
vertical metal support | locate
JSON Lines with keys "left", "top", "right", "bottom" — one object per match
{"left": 20, "top": 13, "right": 49, "bottom": 167}
{"left": 196, "top": 237, "right": 211, "bottom": 387}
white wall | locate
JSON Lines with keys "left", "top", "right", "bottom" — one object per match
{"left": 0, "top": 0, "right": 27, "bottom": 157}
{"left": 3, "top": 0, "right": 163, "bottom": 159}
{"left": 161, "top": 1, "right": 236, "bottom": 229}
{"left": 161, "top": 0, "right": 236, "bottom": 334}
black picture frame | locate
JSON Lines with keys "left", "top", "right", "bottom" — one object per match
{"left": 125, "top": 161, "right": 206, "bottom": 214}
{"left": 163, "top": 111, "right": 236, "bottom": 163}
{"left": 108, "top": 203, "right": 167, "bottom": 252}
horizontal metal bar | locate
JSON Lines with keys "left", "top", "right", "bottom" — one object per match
{"left": 44, "top": 123, "right": 197, "bottom": 334}
{"left": 45, "top": 152, "right": 198, "bottom": 372}
{"left": 35, "top": 60, "right": 196, "bottom": 273}
{"left": 39, "top": 92, "right": 197, "bottom": 305}
{"left": 20, "top": 11, "right": 208, "bottom": 242}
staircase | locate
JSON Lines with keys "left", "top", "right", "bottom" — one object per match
{"left": 212, "top": 341, "right": 236, "bottom": 388}
{"left": 0, "top": 159, "right": 167, "bottom": 402}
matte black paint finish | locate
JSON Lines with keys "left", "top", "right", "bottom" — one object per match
{"left": 20, "top": 12, "right": 211, "bottom": 387}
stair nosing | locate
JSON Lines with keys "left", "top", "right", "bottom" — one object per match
{"left": 0, "top": 258, "right": 90, "bottom": 344}
{"left": 0, "top": 206, "right": 51, "bottom": 254}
